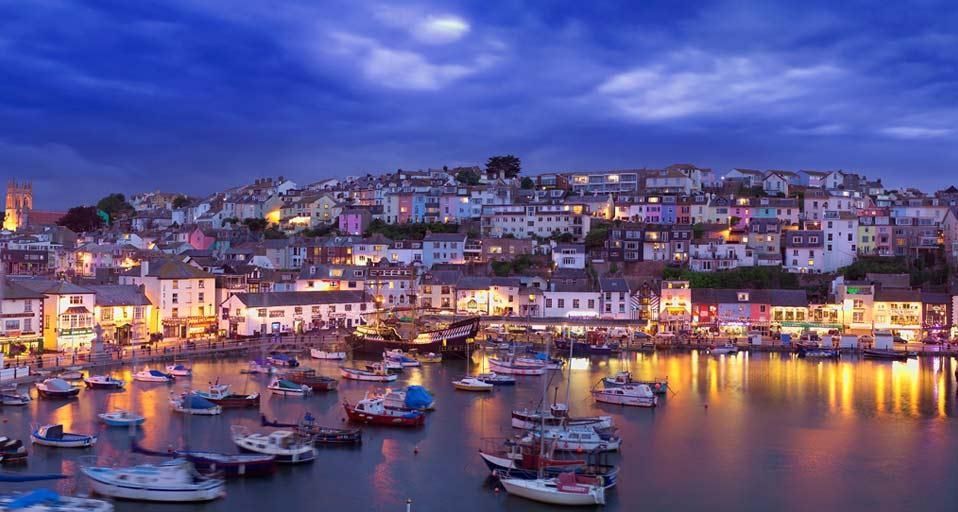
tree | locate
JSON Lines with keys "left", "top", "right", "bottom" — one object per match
{"left": 520, "top": 177, "right": 535, "bottom": 189}
{"left": 172, "top": 195, "right": 191, "bottom": 209}
{"left": 263, "top": 226, "right": 287, "bottom": 239}
{"left": 455, "top": 168, "right": 481, "bottom": 186}
{"left": 585, "top": 224, "right": 610, "bottom": 251}
{"left": 486, "top": 155, "right": 521, "bottom": 179}
{"left": 96, "top": 193, "right": 134, "bottom": 223}
{"left": 242, "top": 218, "right": 268, "bottom": 232}
{"left": 57, "top": 206, "right": 103, "bottom": 233}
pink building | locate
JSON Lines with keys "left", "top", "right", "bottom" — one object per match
{"left": 188, "top": 227, "right": 215, "bottom": 250}
{"left": 338, "top": 208, "right": 371, "bottom": 236}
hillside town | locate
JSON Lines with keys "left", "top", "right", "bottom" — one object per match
{"left": 3, "top": 158, "right": 958, "bottom": 355}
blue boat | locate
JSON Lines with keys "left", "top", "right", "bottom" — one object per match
{"left": 99, "top": 410, "right": 146, "bottom": 427}
{"left": 30, "top": 424, "right": 97, "bottom": 448}
{"left": 267, "top": 354, "right": 300, "bottom": 368}
{"left": 0, "top": 489, "right": 112, "bottom": 511}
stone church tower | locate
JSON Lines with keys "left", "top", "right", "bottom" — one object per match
{"left": 3, "top": 180, "right": 32, "bottom": 231}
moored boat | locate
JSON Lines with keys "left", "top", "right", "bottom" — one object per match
{"left": 31, "top": 424, "right": 96, "bottom": 448}
{"left": 496, "top": 470, "right": 606, "bottom": 506}
{"left": 710, "top": 344, "right": 739, "bottom": 355}
{"left": 165, "top": 364, "right": 193, "bottom": 377}
{"left": 134, "top": 369, "right": 174, "bottom": 383}
{"left": 489, "top": 358, "right": 546, "bottom": 376}
{"left": 284, "top": 369, "right": 339, "bottom": 391}
{"left": 0, "top": 437, "right": 28, "bottom": 465}
{"left": 478, "top": 439, "right": 618, "bottom": 488}
{"left": 381, "top": 385, "right": 436, "bottom": 409}
{"left": 267, "top": 378, "right": 311, "bottom": 397}
{"left": 310, "top": 348, "right": 346, "bottom": 360}
{"left": 521, "top": 427, "right": 622, "bottom": 452}
{"left": 266, "top": 353, "right": 300, "bottom": 368}
{"left": 0, "top": 490, "right": 113, "bottom": 512}
{"left": 453, "top": 376, "right": 494, "bottom": 392}
{"left": 365, "top": 360, "right": 403, "bottom": 373}
{"left": 80, "top": 459, "right": 225, "bottom": 502}
{"left": 413, "top": 352, "right": 442, "bottom": 363}
{"left": 231, "top": 426, "right": 316, "bottom": 464}
{"left": 170, "top": 393, "right": 223, "bottom": 415}
{"left": 1, "top": 386, "right": 31, "bottom": 405}
{"left": 511, "top": 405, "right": 614, "bottom": 431}
{"left": 83, "top": 375, "right": 125, "bottom": 390}
{"left": 340, "top": 366, "right": 398, "bottom": 382}
{"left": 602, "top": 371, "right": 669, "bottom": 394}
{"left": 798, "top": 347, "right": 840, "bottom": 359}
{"left": 241, "top": 359, "right": 278, "bottom": 375}
{"left": 35, "top": 379, "right": 79, "bottom": 399}
{"left": 193, "top": 383, "right": 260, "bottom": 408}
{"left": 343, "top": 393, "right": 425, "bottom": 427}
{"left": 98, "top": 410, "right": 146, "bottom": 427}
{"left": 863, "top": 349, "right": 907, "bottom": 361}
{"left": 475, "top": 372, "right": 516, "bottom": 386}
{"left": 384, "top": 349, "right": 421, "bottom": 367}
{"left": 58, "top": 367, "right": 84, "bottom": 380}
{"left": 347, "top": 317, "right": 480, "bottom": 358}
{"left": 131, "top": 439, "right": 277, "bottom": 478}
{"left": 261, "top": 413, "right": 362, "bottom": 445}
{"left": 592, "top": 384, "right": 657, "bottom": 407}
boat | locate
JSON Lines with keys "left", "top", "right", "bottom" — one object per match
{"left": 165, "top": 364, "right": 193, "bottom": 377}
{"left": 0, "top": 490, "right": 113, "bottom": 512}
{"left": 413, "top": 352, "right": 442, "bottom": 363}
{"left": 58, "top": 367, "right": 84, "bottom": 380}
{"left": 134, "top": 369, "right": 174, "bottom": 383}
{"left": 589, "top": 343, "right": 617, "bottom": 356}
{"left": 340, "top": 366, "right": 398, "bottom": 382}
{"left": 521, "top": 427, "right": 622, "bottom": 452}
{"left": 261, "top": 413, "right": 362, "bottom": 445}
{"left": 80, "top": 459, "right": 225, "bottom": 502}
{"left": 478, "top": 439, "right": 619, "bottom": 488}
{"left": 193, "top": 383, "right": 260, "bottom": 408}
{"left": 798, "top": 347, "right": 840, "bottom": 359}
{"left": 453, "top": 376, "right": 494, "bottom": 392}
{"left": 310, "top": 348, "right": 346, "bottom": 360}
{"left": 99, "top": 410, "right": 146, "bottom": 427}
{"left": 241, "top": 359, "right": 278, "bottom": 375}
{"left": 710, "top": 344, "right": 739, "bottom": 355}
{"left": 284, "top": 369, "right": 339, "bottom": 391}
{"left": 592, "top": 384, "right": 658, "bottom": 407}
{"left": 1, "top": 386, "right": 31, "bottom": 405}
{"left": 515, "top": 354, "right": 563, "bottom": 370}
{"left": 348, "top": 317, "right": 481, "bottom": 358}
{"left": 553, "top": 339, "right": 592, "bottom": 357}
{"left": 496, "top": 470, "right": 606, "bottom": 506}
{"left": 0, "top": 472, "right": 66, "bottom": 482}
{"left": 83, "top": 375, "right": 125, "bottom": 390}
{"left": 365, "top": 360, "right": 403, "bottom": 373}
{"left": 131, "top": 439, "right": 277, "bottom": 478}
{"left": 602, "top": 371, "right": 669, "bottom": 394}
{"left": 863, "top": 349, "right": 908, "bottom": 361}
{"left": 231, "top": 427, "right": 316, "bottom": 464}
{"left": 511, "top": 405, "right": 614, "bottom": 431}
{"left": 35, "top": 379, "right": 80, "bottom": 399}
{"left": 0, "top": 437, "right": 28, "bottom": 465}
{"left": 31, "top": 424, "right": 97, "bottom": 448}
{"left": 267, "top": 378, "right": 311, "bottom": 397}
{"left": 384, "top": 349, "right": 421, "bottom": 367}
{"left": 475, "top": 372, "right": 516, "bottom": 386}
{"left": 489, "top": 358, "right": 546, "bottom": 376}
{"left": 171, "top": 393, "right": 223, "bottom": 415}
{"left": 342, "top": 393, "right": 426, "bottom": 427}
{"left": 266, "top": 353, "right": 300, "bottom": 367}
{"left": 382, "top": 386, "right": 436, "bottom": 410}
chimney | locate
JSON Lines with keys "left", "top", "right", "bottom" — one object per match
{"left": 141, "top": 260, "right": 149, "bottom": 277}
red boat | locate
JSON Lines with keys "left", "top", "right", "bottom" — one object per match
{"left": 284, "top": 369, "right": 338, "bottom": 392}
{"left": 342, "top": 394, "right": 425, "bottom": 427}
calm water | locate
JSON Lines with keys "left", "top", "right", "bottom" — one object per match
{"left": 5, "top": 350, "right": 958, "bottom": 511}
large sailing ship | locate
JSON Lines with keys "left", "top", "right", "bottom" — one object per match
{"left": 347, "top": 316, "right": 480, "bottom": 358}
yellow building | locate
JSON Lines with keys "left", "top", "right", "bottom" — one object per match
{"left": 89, "top": 285, "right": 154, "bottom": 345}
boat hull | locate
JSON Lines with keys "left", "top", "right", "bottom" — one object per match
{"left": 479, "top": 452, "right": 618, "bottom": 488}
{"left": 592, "top": 391, "right": 657, "bottom": 407}
{"left": 498, "top": 476, "right": 605, "bottom": 506}
{"left": 863, "top": 349, "right": 907, "bottom": 361}
{"left": 84, "top": 380, "right": 124, "bottom": 390}
{"left": 182, "top": 452, "right": 277, "bottom": 477}
{"left": 488, "top": 361, "right": 546, "bottom": 376}
{"left": 31, "top": 434, "right": 97, "bottom": 448}
{"left": 202, "top": 394, "right": 260, "bottom": 408}
{"left": 343, "top": 403, "right": 425, "bottom": 427}
{"left": 83, "top": 470, "right": 225, "bottom": 502}
{"left": 511, "top": 412, "right": 613, "bottom": 431}
{"left": 234, "top": 444, "right": 316, "bottom": 464}
{"left": 99, "top": 414, "right": 146, "bottom": 427}
{"left": 310, "top": 349, "right": 346, "bottom": 360}
{"left": 340, "top": 368, "right": 397, "bottom": 382}
{"left": 36, "top": 388, "right": 80, "bottom": 399}
{"left": 267, "top": 387, "right": 309, "bottom": 398}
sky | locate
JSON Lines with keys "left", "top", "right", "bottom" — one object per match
{"left": 2, "top": 0, "right": 958, "bottom": 209}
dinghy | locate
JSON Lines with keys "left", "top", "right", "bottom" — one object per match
{"left": 31, "top": 424, "right": 96, "bottom": 448}
{"left": 83, "top": 375, "right": 125, "bottom": 390}
{"left": 98, "top": 410, "right": 146, "bottom": 427}
{"left": 267, "top": 378, "right": 311, "bottom": 398}
{"left": 0, "top": 489, "right": 113, "bottom": 512}
{"left": 36, "top": 379, "right": 79, "bottom": 399}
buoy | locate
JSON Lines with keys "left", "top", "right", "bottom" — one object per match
{"left": 414, "top": 447, "right": 419, "bottom": 455}
{"left": 704, "top": 403, "right": 709, "bottom": 409}
{"left": 495, "top": 487, "right": 500, "bottom": 493}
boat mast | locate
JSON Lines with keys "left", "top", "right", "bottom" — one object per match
{"left": 564, "top": 337, "right": 573, "bottom": 408}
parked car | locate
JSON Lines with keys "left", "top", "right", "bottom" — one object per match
{"left": 893, "top": 336, "right": 907, "bottom": 344}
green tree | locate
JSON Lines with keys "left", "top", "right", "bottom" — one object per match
{"left": 486, "top": 155, "right": 521, "bottom": 179}
{"left": 243, "top": 217, "right": 268, "bottom": 232}
{"left": 455, "top": 168, "right": 481, "bottom": 185}
{"left": 57, "top": 206, "right": 104, "bottom": 233}
{"left": 96, "top": 193, "right": 134, "bottom": 223}
{"left": 520, "top": 177, "right": 535, "bottom": 189}
{"left": 263, "top": 226, "right": 287, "bottom": 239}
{"left": 172, "top": 195, "right": 191, "bottom": 209}
{"left": 584, "top": 223, "right": 610, "bottom": 251}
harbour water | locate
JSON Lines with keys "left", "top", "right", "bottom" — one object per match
{"left": 5, "top": 350, "right": 958, "bottom": 511}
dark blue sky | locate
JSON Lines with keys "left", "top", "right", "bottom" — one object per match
{"left": 3, "top": 0, "right": 957, "bottom": 208}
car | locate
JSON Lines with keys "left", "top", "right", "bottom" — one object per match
{"left": 922, "top": 337, "right": 942, "bottom": 344}
{"left": 893, "top": 336, "right": 907, "bottom": 344}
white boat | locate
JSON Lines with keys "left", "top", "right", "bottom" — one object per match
{"left": 1, "top": 385, "right": 31, "bottom": 405}
{"left": 365, "top": 360, "right": 403, "bottom": 373}
{"left": 83, "top": 375, "right": 124, "bottom": 390}
{"left": 592, "top": 384, "right": 657, "bottom": 407}
{"left": 381, "top": 386, "right": 436, "bottom": 410}
{"left": 511, "top": 406, "right": 614, "bottom": 431}
{"left": 340, "top": 366, "right": 398, "bottom": 382}
{"left": 489, "top": 358, "right": 546, "bottom": 376}
{"left": 165, "top": 364, "right": 192, "bottom": 377}
{"left": 170, "top": 393, "right": 223, "bottom": 415}
{"left": 36, "top": 379, "right": 80, "bottom": 399}
{"left": 710, "top": 344, "right": 739, "bottom": 355}
{"left": 134, "top": 369, "right": 174, "bottom": 383}
{"left": 497, "top": 471, "right": 605, "bottom": 506}
{"left": 523, "top": 427, "right": 622, "bottom": 452}
{"left": 80, "top": 459, "right": 225, "bottom": 502}
{"left": 0, "top": 490, "right": 114, "bottom": 512}
{"left": 475, "top": 372, "right": 516, "bottom": 386}
{"left": 384, "top": 349, "right": 421, "bottom": 367}
{"left": 452, "top": 377, "right": 494, "bottom": 392}
{"left": 231, "top": 427, "right": 316, "bottom": 464}
{"left": 59, "top": 367, "right": 84, "bottom": 380}
{"left": 31, "top": 424, "right": 97, "bottom": 448}
{"left": 99, "top": 410, "right": 146, "bottom": 427}
{"left": 267, "top": 378, "right": 311, "bottom": 397}
{"left": 310, "top": 348, "right": 346, "bottom": 360}
{"left": 242, "top": 360, "right": 278, "bottom": 375}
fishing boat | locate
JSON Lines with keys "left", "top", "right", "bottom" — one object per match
{"left": 522, "top": 427, "right": 622, "bottom": 452}
{"left": 284, "top": 369, "right": 339, "bottom": 391}
{"left": 267, "top": 378, "right": 311, "bottom": 397}
{"left": 365, "top": 360, "right": 403, "bottom": 374}
{"left": 453, "top": 376, "right": 494, "bottom": 391}
{"left": 602, "top": 371, "right": 669, "bottom": 394}
{"left": 193, "top": 383, "right": 260, "bottom": 408}
{"left": 342, "top": 393, "right": 425, "bottom": 427}
{"left": 475, "top": 372, "right": 516, "bottom": 386}
{"left": 0, "top": 490, "right": 113, "bottom": 512}
{"left": 83, "top": 375, "right": 125, "bottom": 390}
{"left": 171, "top": 393, "right": 223, "bottom": 415}
{"left": 35, "top": 378, "right": 80, "bottom": 399}
{"left": 165, "top": 364, "right": 193, "bottom": 377}
{"left": 58, "top": 367, "right": 84, "bottom": 380}
{"left": 241, "top": 359, "right": 278, "bottom": 375}
{"left": 131, "top": 439, "right": 277, "bottom": 478}
{"left": 798, "top": 347, "right": 840, "bottom": 359}
{"left": 98, "top": 410, "right": 146, "bottom": 427}
{"left": 592, "top": 384, "right": 658, "bottom": 407}
{"left": 231, "top": 426, "right": 316, "bottom": 464}
{"left": 261, "top": 413, "right": 363, "bottom": 445}
{"left": 489, "top": 358, "right": 546, "bottom": 376}
{"left": 863, "top": 349, "right": 908, "bottom": 361}
{"left": 348, "top": 316, "right": 481, "bottom": 358}
{"left": 413, "top": 352, "right": 442, "bottom": 363}
{"left": 382, "top": 386, "right": 436, "bottom": 410}
{"left": 496, "top": 470, "right": 606, "bottom": 506}
{"left": 1, "top": 386, "right": 31, "bottom": 405}
{"left": 80, "top": 459, "right": 225, "bottom": 502}
{"left": 310, "top": 348, "right": 346, "bottom": 360}
{"left": 266, "top": 353, "right": 300, "bottom": 368}
{"left": 134, "top": 369, "right": 174, "bottom": 383}
{"left": 31, "top": 424, "right": 96, "bottom": 448}
{"left": 384, "top": 349, "right": 421, "bottom": 367}
{"left": 0, "top": 437, "right": 27, "bottom": 465}
{"left": 710, "top": 344, "right": 739, "bottom": 355}
{"left": 511, "top": 405, "right": 614, "bottom": 431}
{"left": 478, "top": 439, "right": 619, "bottom": 488}
{"left": 340, "top": 366, "right": 398, "bottom": 382}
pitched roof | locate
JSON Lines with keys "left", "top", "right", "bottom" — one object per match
{"left": 599, "top": 277, "right": 630, "bottom": 293}
{"left": 89, "top": 285, "right": 153, "bottom": 307}
{"left": 231, "top": 290, "right": 367, "bottom": 307}
{"left": 14, "top": 279, "right": 94, "bottom": 295}
{"left": 424, "top": 232, "right": 466, "bottom": 242}
{"left": 875, "top": 288, "right": 921, "bottom": 302}
{"left": 146, "top": 259, "right": 212, "bottom": 279}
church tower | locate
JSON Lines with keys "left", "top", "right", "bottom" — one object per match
{"left": 3, "top": 180, "right": 32, "bottom": 231}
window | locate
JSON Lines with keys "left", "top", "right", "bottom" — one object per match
{"left": 588, "top": 299, "right": 595, "bottom": 309}
{"left": 24, "top": 300, "right": 32, "bottom": 312}
{"left": 172, "top": 280, "right": 179, "bottom": 289}
{"left": 345, "top": 304, "right": 352, "bottom": 312}
{"left": 294, "top": 307, "right": 303, "bottom": 314}
{"left": 198, "top": 280, "right": 205, "bottom": 289}
{"left": 4, "top": 319, "right": 19, "bottom": 331}
{"left": 198, "top": 292, "right": 204, "bottom": 302}
{"left": 312, "top": 306, "right": 321, "bottom": 314}
{"left": 546, "top": 299, "right": 553, "bottom": 308}
{"left": 23, "top": 318, "right": 32, "bottom": 332}
{"left": 257, "top": 308, "right": 267, "bottom": 318}
{"left": 102, "top": 308, "right": 113, "bottom": 321}
{"left": 172, "top": 293, "right": 179, "bottom": 304}
{"left": 70, "top": 295, "right": 83, "bottom": 305}
{"left": 134, "top": 307, "right": 144, "bottom": 320}
{"left": 171, "top": 308, "right": 179, "bottom": 318}
{"left": 573, "top": 299, "right": 580, "bottom": 309}
{"left": 557, "top": 299, "right": 565, "bottom": 308}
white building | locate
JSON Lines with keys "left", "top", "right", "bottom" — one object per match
{"left": 422, "top": 233, "right": 467, "bottom": 268}
{"left": 220, "top": 290, "right": 371, "bottom": 337}
{"left": 543, "top": 283, "right": 600, "bottom": 319}
{"left": 689, "top": 241, "right": 754, "bottom": 272}
{"left": 481, "top": 204, "right": 591, "bottom": 241}
{"left": 822, "top": 212, "right": 858, "bottom": 272}
{"left": 551, "top": 243, "right": 586, "bottom": 269}
{"left": 783, "top": 230, "right": 825, "bottom": 273}
{"left": 599, "top": 278, "right": 630, "bottom": 319}
{"left": 119, "top": 259, "right": 216, "bottom": 339}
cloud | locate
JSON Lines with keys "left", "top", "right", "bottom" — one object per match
{"left": 593, "top": 52, "right": 844, "bottom": 122}
{"left": 413, "top": 15, "right": 470, "bottom": 44}
{"left": 785, "top": 124, "right": 847, "bottom": 136}
{"left": 879, "top": 126, "right": 953, "bottom": 139}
